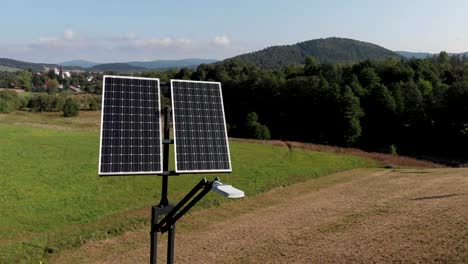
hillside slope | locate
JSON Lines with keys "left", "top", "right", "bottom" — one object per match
{"left": 0, "top": 58, "right": 56, "bottom": 72}
{"left": 0, "top": 112, "right": 372, "bottom": 263}
{"left": 229, "top": 37, "right": 400, "bottom": 68}
{"left": 51, "top": 167, "right": 468, "bottom": 263}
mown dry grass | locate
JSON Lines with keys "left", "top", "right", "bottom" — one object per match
{"left": 51, "top": 168, "right": 468, "bottom": 263}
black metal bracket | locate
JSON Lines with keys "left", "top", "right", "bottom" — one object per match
{"left": 161, "top": 171, "right": 179, "bottom": 176}
{"left": 156, "top": 177, "right": 217, "bottom": 233}
{"left": 150, "top": 177, "right": 217, "bottom": 264}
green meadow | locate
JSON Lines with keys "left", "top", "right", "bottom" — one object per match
{"left": 0, "top": 112, "right": 375, "bottom": 263}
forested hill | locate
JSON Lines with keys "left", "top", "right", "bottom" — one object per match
{"left": 0, "top": 58, "right": 56, "bottom": 72}
{"left": 229, "top": 37, "right": 400, "bottom": 68}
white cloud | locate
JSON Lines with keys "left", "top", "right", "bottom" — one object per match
{"left": 38, "top": 37, "right": 59, "bottom": 44}
{"left": 140, "top": 37, "right": 173, "bottom": 47}
{"left": 212, "top": 35, "right": 231, "bottom": 46}
{"left": 63, "top": 29, "right": 75, "bottom": 40}
{"left": 33, "top": 29, "right": 80, "bottom": 48}
{"left": 174, "top": 38, "right": 192, "bottom": 47}
{"left": 134, "top": 37, "right": 192, "bottom": 49}
{"left": 2, "top": 30, "right": 243, "bottom": 62}
{"left": 110, "top": 32, "right": 138, "bottom": 41}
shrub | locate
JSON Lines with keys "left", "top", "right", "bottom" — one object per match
{"left": 88, "top": 96, "right": 100, "bottom": 110}
{"left": 72, "top": 95, "right": 101, "bottom": 110}
{"left": 82, "top": 95, "right": 101, "bottom": 110}
{"left": 389, "top": 144, "right": 398, "bottom": 156}
{"left": 49, "top": 95, "right": 66, "bottom": 111}
{"left": 18, "top": 96, "right": 30, "bottom": 109}
{"left": 252, "top": 123, "right": 271, "bottom": 140}
{"left": 29, "top": 94, "right": 53, "bottom": 112}
{"left": 0, "top": 90, "right": 20, "bottom": 113}
{"left": 244, "top": 112, "right": 271, "bottom": 140}
{"left": 28, "top": 94, "right": 69, "bottom": 112}
{"left": 63, "top": 98, "right": 79, "bottom": 117}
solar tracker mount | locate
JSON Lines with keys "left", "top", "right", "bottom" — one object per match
{"left": 99, "top": 77, "right": 238, "bottom": 264}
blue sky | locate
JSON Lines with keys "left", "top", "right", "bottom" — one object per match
{"left": 1, "top": 0, "right": 467, "bottom": 63}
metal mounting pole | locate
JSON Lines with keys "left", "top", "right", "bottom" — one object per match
{"left": 160, "top": 106, "right": 171, "bottom": 207}
{"left": 150, "top": 206, "right": 158, "bottom": 264}
{"left": 150, "top": 106, "right": 174, "bottom": 264}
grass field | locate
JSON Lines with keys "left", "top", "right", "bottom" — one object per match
{"left": 0, "top": 111, "right": 375, "bottom": 263}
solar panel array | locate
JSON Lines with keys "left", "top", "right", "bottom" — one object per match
{"left": 99, "top": 76, "right": 163, "bottom": 175}
{"left": 171, "top": 80, "right": 232, "bottom": 173}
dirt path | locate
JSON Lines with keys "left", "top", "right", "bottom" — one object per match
{"left": 51, "top": 168, "right": 468, "bottom": 263}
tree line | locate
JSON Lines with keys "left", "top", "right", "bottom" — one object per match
{"left": 149, "top": 52, "right": 467, "bottom": 164}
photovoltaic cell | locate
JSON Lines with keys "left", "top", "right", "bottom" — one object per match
{"left": 99, "top": 76, "right": 163, "bottom": 175}
{"left": 171, "top": 80, "right": 232, "bottom": 173}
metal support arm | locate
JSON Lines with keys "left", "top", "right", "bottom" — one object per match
{"left": 156, "top": 178, "right": 217, "bottom": 233}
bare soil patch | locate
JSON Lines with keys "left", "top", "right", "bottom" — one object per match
{"left": 51, "top": 168, "right": 468, "bottom": 263}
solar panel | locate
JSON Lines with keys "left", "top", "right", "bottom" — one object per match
{"left": 99, "top": 75, "right": 163, "bottom": 175}
{"left": 171, "top": 80, "right": 232, "bottom": 173}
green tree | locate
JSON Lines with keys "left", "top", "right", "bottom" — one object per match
{"left": 63, "top": 98, "right": 79, "bottom": 117}
{"left": 47, "top": 79, "right": 60, "bottom": 94}
{"left": 47, "top": 69, "right": 57, "bottom": 79}
{"left": 175, "top": 68, "right": 193, "bottom": 80}
{"left": 339, "top": 86, "right": 364, "bottom": 145}
{"left": 17, "top": 71, "right": 33, "bottom": 91}
{"left": 31, "top": 73, "right": 44, "bottom": 88}
{"left": 304, "top": 56, "right": 319, "bottom": 76}
{"left": 438, "top": 51, "right": 450, "bottom": 65}
{"left": 358, "top": 67, "right": 380, "bottom": 88}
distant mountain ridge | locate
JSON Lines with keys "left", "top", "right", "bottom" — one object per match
{"left": 62, "top": 58, "right": 218, "bottom": 73}
{"left": 228, "top": 37, "right": 401, "bottom": 68}
{"left": 61, "top": 60, "right": 98, "bottom": 68}
{"left": 127, "top": 58, "right": 218, "bottom": 69}
{"left": 397, "top": 51, "right": 468, "bottom": 59}
{"left": 0, "top": 58, "right": 218, "bottom": 73}
{"left": 2, "top": 38, "right": 468, "bottom": 73}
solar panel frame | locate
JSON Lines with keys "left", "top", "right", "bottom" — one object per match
{"left": 98, "top": 75, "right": 163, "bottom": 176}
{"left": 171, "top": 79, "right": 232, "bottom": 174}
